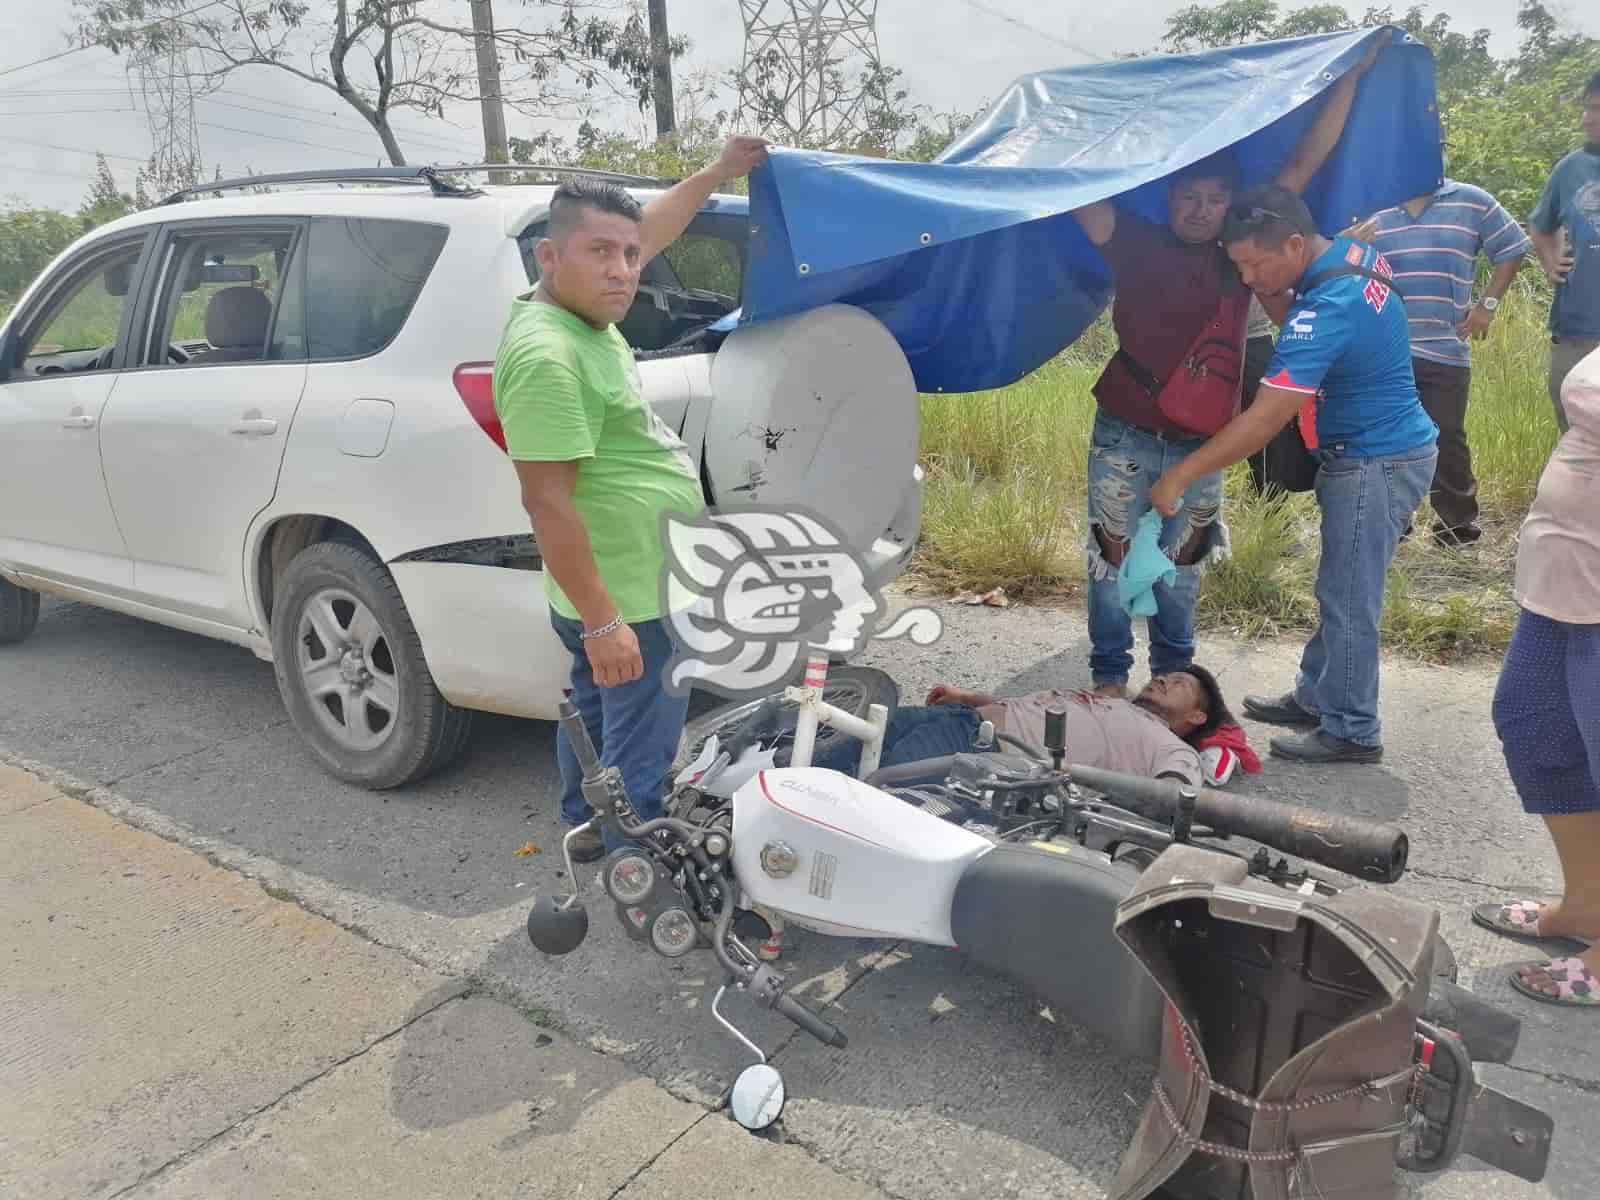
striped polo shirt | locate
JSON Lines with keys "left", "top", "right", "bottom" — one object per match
{"left": 1367, "top": 179, "right": 1531, "bottom": 368}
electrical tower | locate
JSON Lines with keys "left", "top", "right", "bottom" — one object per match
{"left": 736, "top": 0, "right": 883, "bottom": 147}
{"left": 130, "top": 32, "right": 203, "bottom": 199}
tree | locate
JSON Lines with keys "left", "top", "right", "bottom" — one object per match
{"left": 74, "top": 0, "right": 683, "bottom": 167}
{"left": 0, "top": 207, "right": 83, "bottom": 308}
{"left": 80, "top": 154, "right": 137, "bottom": 227}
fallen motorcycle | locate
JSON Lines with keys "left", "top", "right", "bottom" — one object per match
{"left": 527, "top": 677, "right": 1554, "bottom": 1198}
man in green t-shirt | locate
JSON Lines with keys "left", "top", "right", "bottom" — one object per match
{"left": 494, "top": 137, "right": 768, "bottom": 861}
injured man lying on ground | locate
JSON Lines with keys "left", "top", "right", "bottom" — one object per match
{"left": 812, "top": 665, "right": 1257, "bottom": 790}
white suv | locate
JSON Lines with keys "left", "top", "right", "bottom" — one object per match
{"left": 0, "top": 166, "right": 923, "bottom": 788}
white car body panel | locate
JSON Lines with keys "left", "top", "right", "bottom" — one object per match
{"left": 1, "top": 180, "right": 925, "bottom": 737}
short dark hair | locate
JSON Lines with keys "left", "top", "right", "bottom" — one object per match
{"left": 1179, "top": 663, "right": 1233, "bottom": 741}
{"left": 1221, "top": 183, "right": 1317, "bottom": 251}
{"left": 547, "top": 176, "right": 643, "bottom": 241}
{"left": 1584, "top": 71, "right": 1600, "bottom": 102}
{"left": 1172, "top": 151, "right": 1242, "bottom": 194}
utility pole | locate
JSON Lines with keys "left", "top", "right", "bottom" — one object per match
{"left": 647, "top": 0, "right": 676, "bottom": 139}
{"left": 470, "top": 0, "right": 509, "bottom": 163}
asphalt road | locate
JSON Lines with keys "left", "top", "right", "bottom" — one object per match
{"left": 2, "top": 593, "right": 1594, "bottom": 1199}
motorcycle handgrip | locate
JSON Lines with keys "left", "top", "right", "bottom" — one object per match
{"left": 773, "top": 992, "right": 848, "bottom": 1048}
{"left": 1065, "top": 764, "right": 1408, "bottom": 884}
{"left": 558, "top": 701, "right": 602, "bottom": 777}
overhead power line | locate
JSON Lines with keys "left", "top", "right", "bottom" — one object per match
{"left": 955, "top": 0, "right": 1106, "bottom": 61}
{"left": 0, "top": 0, "right": 232, "bottom": 79}
{"left": 0, "top": 134, "right": 147, "bottom": 162}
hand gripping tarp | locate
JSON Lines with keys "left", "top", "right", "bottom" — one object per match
{"left": 737, "top": 26, "right": 1443, "bottom": 395}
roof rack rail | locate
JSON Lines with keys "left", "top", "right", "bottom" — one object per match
{"left": 160, "top": 162, "right": 679, "bottom": 205}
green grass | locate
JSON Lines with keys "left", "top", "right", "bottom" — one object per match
{"left": 910, "top": 277, "right": 1558, "bottom": 663}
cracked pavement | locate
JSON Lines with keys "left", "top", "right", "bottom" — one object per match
{"left": 2, "top": 593, "right": 1597, "bottom": 1198}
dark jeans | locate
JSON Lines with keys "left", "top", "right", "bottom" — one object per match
{"left": 550, "top": 613, "right": 690, "bottom": 846}
{"left": 1293, "top": 445, "right": 1437, "bottom": 746}
{"left": 811, "top": 703, "right": 984, "bottom": 780}
{"left": 1412, "top": 357, "right": 1477, "bottom": 536}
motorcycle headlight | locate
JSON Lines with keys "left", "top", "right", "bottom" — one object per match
{"left": 605, "top": 852, "right": 657, "bottom": 905}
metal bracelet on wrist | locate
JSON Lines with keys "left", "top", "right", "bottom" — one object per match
{"left": 580, "top": 615, "right": 623, "bottom": 641}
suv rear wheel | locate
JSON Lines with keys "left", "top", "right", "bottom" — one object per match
{"left": 0, "top": 578, "right": 41, "bottom": 645}
{"left": 270, "top": 542, "right": 472, "bottom": 789}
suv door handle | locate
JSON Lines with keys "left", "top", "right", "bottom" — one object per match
{"left": 229, "top": 416, "right": 279, "bottom": 436}
{"left": 62, "top": 412, "right": 96, "bottom": 429}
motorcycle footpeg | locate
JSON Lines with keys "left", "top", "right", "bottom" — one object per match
{"left": 1422, "top": 978, "right": 1522, "bottom": 1064}
{"left": 1398, "top": 1021, "right": 1553, "bottom": 1183}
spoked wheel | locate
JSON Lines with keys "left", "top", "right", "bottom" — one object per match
{"left": 668, "top": 666, "right": 900, "bottom": 818}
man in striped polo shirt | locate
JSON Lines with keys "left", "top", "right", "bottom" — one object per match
{"left": 1366, "top": 179, "right": 1530, "bottom": 546}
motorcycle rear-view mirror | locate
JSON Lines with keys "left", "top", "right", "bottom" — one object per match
{"left": 526, "top": 892, "right": 589, "bottom": 956}
{"left": 730, "top": 1063, "right": 786, "bottom": 1132}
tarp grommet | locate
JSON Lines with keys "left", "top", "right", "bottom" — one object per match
{"left": 798, "top": 263, "right": 811, "bottom": 275}
{"left": 919, "top": 232, "right": 933, "bottom": 245}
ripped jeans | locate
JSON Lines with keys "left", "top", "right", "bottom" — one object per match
{"left": 1084, "top": 410, "right": 1227, "bottom": 688}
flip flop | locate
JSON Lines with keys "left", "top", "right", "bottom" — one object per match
{"left": 1471, "top": 900, "right": 1592, "bottom": 950}
{"left": 1508, "top": 957, "right": 1600, "bottom": 1009}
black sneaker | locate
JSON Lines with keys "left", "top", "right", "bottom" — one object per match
{"left": 567, "top": 824, "right": 606, "bottom": 863}
{"left": 1242, "top": 692, "right": 1320, "bottom": 727}
{"left": 1269, "top": 730, "right": 1383, "bottom": 764}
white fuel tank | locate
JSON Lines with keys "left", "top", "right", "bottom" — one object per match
{"left": 731, "top": 767, "right": 994, "bottom": 946}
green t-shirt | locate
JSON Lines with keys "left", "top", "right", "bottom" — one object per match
{"left": 493, "top": 295, "right": 704, "bottom": 623}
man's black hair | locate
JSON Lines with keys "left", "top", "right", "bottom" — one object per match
{"left": 547, "top": 175, "right": 644, "bottom": 241}
{"left": 1172, "top": 150, "right": 1242, "bottom": 194}
{"left": 1221, "top": 182, "right": 1317, "bottom": 251}
{"left": 1179, "top": 663, "right": 1233, "bottom": 741}
{"left": 1585, "top": 71, "right": 1600, "bottom": 102}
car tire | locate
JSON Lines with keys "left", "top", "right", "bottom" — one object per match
{"left": 270, "top": 542, "right": 473, "bottom": 789}
{"left": 0, "top": 578, "right": 41, "bottom": 646}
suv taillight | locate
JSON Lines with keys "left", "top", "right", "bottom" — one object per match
{"left": 453, "top": 362, "right": 506, "bottom": 452}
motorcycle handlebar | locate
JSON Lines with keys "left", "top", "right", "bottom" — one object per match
{"left": 773, "top": 992, "right": 849, "bottom": 1048}
{"left": 1064, "top": 764, "right": 1408, "bottom": 884}
{"left": 559, "top": 701, "right": 602, "bottom": 776}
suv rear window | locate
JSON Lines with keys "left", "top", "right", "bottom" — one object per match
{"left": 305, "top": 217, "right": 447, "bottom": 360}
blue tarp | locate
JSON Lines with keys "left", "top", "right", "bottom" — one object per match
{"left": 735, "top": 26, "right": 1444, "bottom": 395}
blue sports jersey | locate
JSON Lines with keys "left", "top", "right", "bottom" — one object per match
{"left": 1264, "top": 236, "right": 1439, "bottom": 458}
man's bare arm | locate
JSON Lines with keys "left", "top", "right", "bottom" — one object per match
{"left": 1071, "top": 200, "right": 1117, "bottom": 247}
{"left": 1530, "top": 226, "right": 1574, "bottom": 285}
{"left": 1151, "top": 384, "right": 1309, "bottom": 512}
{"left": 513, "top": 460, "right": 616, "bottom": 628}
{"left": 639, "top": 136, "right": 769, "bottom": 264}
{"left": 1274, "top": 31, "right": 1390, "bottom": 196}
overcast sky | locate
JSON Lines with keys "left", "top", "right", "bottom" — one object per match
{"left": 2, "top": 0, "right": 1595, "bottom": 211}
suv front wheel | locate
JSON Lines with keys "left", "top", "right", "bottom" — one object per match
{"left": 0, "top": 577, "right": 41, "bottom": 645}
{"left": 270, "top": 542, "right": 472, "bottom": 789}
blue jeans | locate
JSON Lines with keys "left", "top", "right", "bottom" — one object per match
{"left": 550, "top": 613, "right": 690, "bottom": 844}
{"left": 1086, "top": 410, "right": 1227, "bottom": 687}
{"left": 811, "top": 703, "right": 984, "bottom": 781}
{"left": 1293, "top": 444, "right": 1437, "bottom": 746}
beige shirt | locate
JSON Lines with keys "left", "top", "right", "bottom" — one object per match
{"left": 977, "top": 689, "right": 1202, "bottom": 788}
{"left": 1515, "top": 345, "right": 1600, "bottom": 624}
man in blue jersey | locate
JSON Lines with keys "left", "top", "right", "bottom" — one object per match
{"left": 1366, "top": 179, "right": 1530, "bottom": 545}
{"left": 1149, "top": 185, "right": 1438, "bottom": 765}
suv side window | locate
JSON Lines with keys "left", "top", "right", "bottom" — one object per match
{"left": 142, "top": 227, "right": 303, "bottom": 367}
{"left": 305, "top": 217, "right": 447, "bottom": 360}
{"left": 7, "top": 237, "right": 148, "bottom": 380}
{"left": 518, "top": 210, "right": 746, "bottom": 354}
